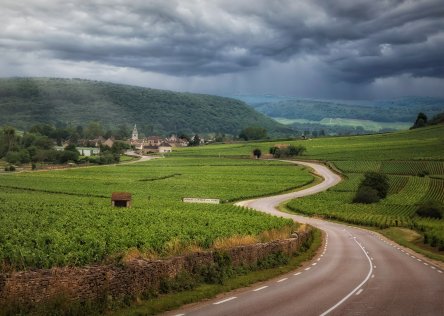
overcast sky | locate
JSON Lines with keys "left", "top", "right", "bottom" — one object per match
{"left": 1, "top": 0, "right": 444, "bottom": 99}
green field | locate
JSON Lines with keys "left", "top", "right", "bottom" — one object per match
{"left": 175, "top": 125, "right": 444, "bottom": 253}
{"left": 0, "top": 157, "right": 313, "bottom": 270}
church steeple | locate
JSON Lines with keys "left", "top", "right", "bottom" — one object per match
{"left": 132, "top": 124, "right": 138, "bottom": 140}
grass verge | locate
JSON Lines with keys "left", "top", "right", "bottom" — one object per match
{"left": 109, "top": 229, "right": 322, "bottom": 316}
{"left": 380, "top": 227, "right": 444, "bottom": 262}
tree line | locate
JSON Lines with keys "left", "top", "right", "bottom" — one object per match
{"left": 0, "top": 123, "right": 130, "bottom": 168}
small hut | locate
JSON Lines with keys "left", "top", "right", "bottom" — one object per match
{"left": 111, "top": 192, "right": 132, "bottom": 208}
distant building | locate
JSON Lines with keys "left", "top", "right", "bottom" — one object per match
{"left": 103, "top": 137, "right": 115, "bottom": 148}
{"left": 145, "top": 136, "right": 162, "bottom": 146}
{"left": 158, "top": 142, "right": 173, "bottom": 153}
{"left": 131, "top": 124, "right": 138, "bottom": 141}
{"left": 77, "top": 147, "right": 100, "bottom": 156}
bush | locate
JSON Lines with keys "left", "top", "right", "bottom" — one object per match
{"left": 417, "top": 170, "right": 429, "bottom": 177}
{"left": 416, "top": 201, "right": 444, "bottom": 219}
{"left": 352, "top": 186, "right": 380, "bottom": 204}
{"left": 253, "top": 148, "right": 262, "bottom": 159}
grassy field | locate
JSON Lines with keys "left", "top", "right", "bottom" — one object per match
{"left": 175, "top": 125, "right": 444, "bottom": 256}
{"left": 0, "top": 157, "right": 313, "bottom": 270}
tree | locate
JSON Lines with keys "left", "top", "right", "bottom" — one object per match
{"left": 110, "top": 141, "right": 130, "bottom": 154}
{"left": 353, "top": 186, "right": 380, "bottom": 204}
{"left": 59, "top": 150, "right": 79, "bottom": 163}
{"left": 416, "top": 201, "right": 443, "bottom": 219}
{"left": 269, "top": 146, "right": 282, "bottom": 158}
{"left": 286, "top": 145, "right": 305, "bottom": 156}
{"left": 239, "top": 126, "right": 267, "bottom": 140}
{"left": 359, "top": 172, "right": 389, "bottom": 199}
{"left": 269, "top": 145, "right": 305, "bottom": 158}
{"left": 85, "top": 121, "right": 104, "bottom": 139}
{"left": 353, "top": 172, "right": 389, "bottom": 204}
{"left": 188, "top": 134, "right": 201, "bottom": 146}
{"left": 5, "top": 151, "right": 21, "bottom": 164}
{"left": 3, "top": 126, "right": 16, "bottom": 152}
{"left": 253, "top": 148, "right": 262, "bottom": 159}
{"left": 411, "top": 112, "right": 428, "bottom": 129}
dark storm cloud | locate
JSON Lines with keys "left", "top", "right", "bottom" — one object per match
{"left": 1, "top": 0, "right": 444, "bottom": 83}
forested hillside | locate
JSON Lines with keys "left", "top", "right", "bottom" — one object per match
{"left": 0, "top": 78, "right": 291, "bottom": 136}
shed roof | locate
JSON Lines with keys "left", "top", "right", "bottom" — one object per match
{"left": 111, "top": 192, "right": 132, "bottom": 201}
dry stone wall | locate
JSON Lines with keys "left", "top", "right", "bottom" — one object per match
{"left": 0, "top": 232, "right": 309, "bottom": 307}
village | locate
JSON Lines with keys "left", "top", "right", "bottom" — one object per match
{"left": 54, "top": 125, "right": 194, "bottom": 157}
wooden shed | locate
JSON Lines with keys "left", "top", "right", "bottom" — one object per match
{"left": 111, "top": 192, "right": 132, "bottom": 208}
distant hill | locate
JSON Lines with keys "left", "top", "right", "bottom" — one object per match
{"left": 0, "top": 78, "right": 291, "bottom": 136}
{"left": 232, "top": 95, "right": 444, "bottom": 125}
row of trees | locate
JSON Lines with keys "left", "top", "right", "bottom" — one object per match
{"left": 411, "top": 111, "right": 444, "bottom": 129}
{"left": 269, "top": 145, "right": 306, "bottom": 158}
{"left": 252, "top": 145, "right": 306, "bottom": 159}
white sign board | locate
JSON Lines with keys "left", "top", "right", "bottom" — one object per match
{"left": 183, "top": 198, "right": 220, "bottom": 204}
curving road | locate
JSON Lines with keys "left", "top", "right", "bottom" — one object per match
{"left": 166, "top": 161, "right": 444, "bottom": 316}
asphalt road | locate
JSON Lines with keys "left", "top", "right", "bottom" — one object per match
{"left": 166, "top": 161, "right": 444, "bottom": 316}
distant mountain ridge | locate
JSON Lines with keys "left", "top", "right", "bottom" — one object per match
{"left": 0, "top": 78, "right": 291, "bottom": 136}
{"left": 232, "top": 95, "right": 444, "bottom": 123}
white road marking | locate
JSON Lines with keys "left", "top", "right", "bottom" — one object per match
{"left": 431, "top": 266, "right": 436, "bottom": 270}
{"left": 312, "top": 263, "right": 317, "bottom": 266}
{"left": 374, "top": 265, "right": 376, "bottom": 269}
{"left": 277, "top": 278, "right": 288, "bottom": 283}
{"left": 356, "top": 289, "right": 364, "bottom": 296}
{"left": 317, "top": 258, "right": 321, "bottom": 261}
{"left": 424, "top": 263, "right": 429, "bottom": 266}
{"left": 253, "top": 286, "right": 268, "bottom": 292}
{"left": 371, "top": 274, "right": 375, "bottom": 278}
{"left": 305, "top": 267, "right": 311, "bottom": 271}
{"left": 417, "top": 259, "right": 422, "bottom": 262}
{"left": 214, "top": 297, "right": 237, "bottom": 305}
{"left": 320, "top": 235, "right": 374, "bottom": 316}
{"left": 174, "top": 314, "right": 185, "bottom": 316}
{"left": 294, "top": 272, "right": 302, "bottom": 276}
{"left": 438, "top": 270, "right": 443, "bottom": 273}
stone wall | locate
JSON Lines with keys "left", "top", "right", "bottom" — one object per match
{"left": 0, "top": 232, "right": 309, "bottom": 307}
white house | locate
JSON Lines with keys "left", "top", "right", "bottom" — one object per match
{"left": 158, "top": 142, "right": 173, "bottom": 153}
{"left": 77, "top": 147, "right": 100, "bottom": 156}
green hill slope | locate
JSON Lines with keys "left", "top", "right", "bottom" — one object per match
{"left": 0, "top": 78, "right": 290, "bottom": 136}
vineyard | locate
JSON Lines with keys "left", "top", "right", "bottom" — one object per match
{"left": 175, "top": 125, "right": 444, "bottom": 254}
{"left": 1, "top": 124, "right": 443, "bottom": 269}
{"left": 287, "top": 162, "right": 444, "bottom": 250}
{"left": 0, "top": 157, "right": 312, "bottom": 270}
